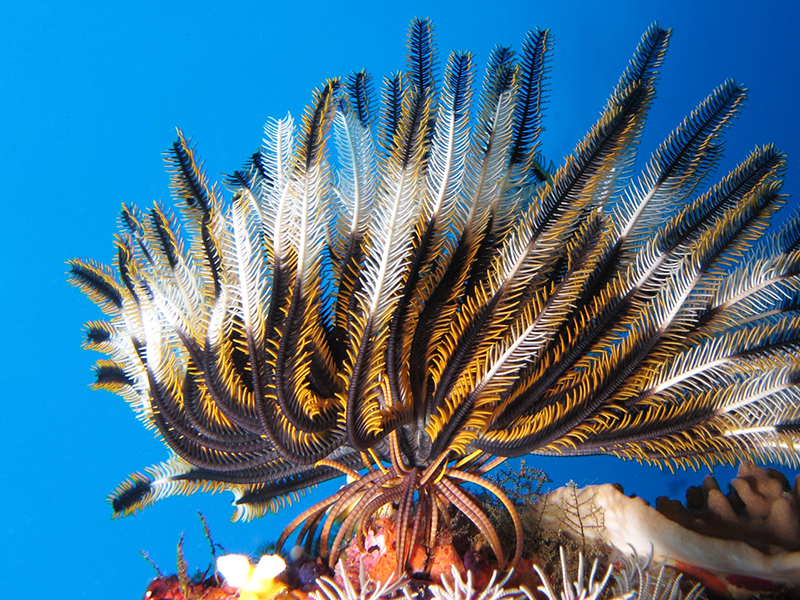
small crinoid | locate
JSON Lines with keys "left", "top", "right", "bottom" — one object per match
{"left": 313, "top": 561, "right": 409, "bottom": 600}
{"left": 529, "top": 547, "right": 615, "bottom": 600}
{"left": 612, "top": 549, "right": 704, "bottom": 600}
{"left": 70, "top": 15, "right": 800, "bottom": 582}
{"left": 427, "top": 567, "right": 523, "bottom": 600}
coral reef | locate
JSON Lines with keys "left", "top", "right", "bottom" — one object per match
{"left": 655, "top": 463, "right": 800, "bottom": 554}
{"left": 140, "top": 459, "right": 800, "bottom": 600}
{"left": 140, "top": 510, "right": 707, "bottom": 600}
{"left": 530, "top": 464, "right": 800, "bottom": 597}
{"left": 205, "top": 548, "right": 703, "bottom": 600}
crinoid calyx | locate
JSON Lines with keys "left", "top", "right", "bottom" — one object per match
{"left": 69, "top": 18, "right": 800, "bottom": 575}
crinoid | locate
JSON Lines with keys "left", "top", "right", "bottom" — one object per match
{"left": 612, "top": 549, "right": 704, "bottom": 600}
{"left": 529, "top": 547, "right": 615, "bottom": 600}
{"left": 429, "top": 567, "right": 522, "bottom": 600}
{"left": 313, "top": 562, "right": 409, "bottom": 600}
{"left": 70, "top": 17, "right": 800, "bottom": 578}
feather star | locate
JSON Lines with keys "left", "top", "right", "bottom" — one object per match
{"left": 69, "top": 19, "right": 800, "bottom": 573}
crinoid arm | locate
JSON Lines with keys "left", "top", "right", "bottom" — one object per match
{"left": 72, "top": 16, "right": 799, "bottom": 578}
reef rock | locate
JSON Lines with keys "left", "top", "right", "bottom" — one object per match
{"left": 534, "top": 464, "right": 800, "bottom": 597}
{"left": 656, "top": 462, "right": 800, "bottom": 554}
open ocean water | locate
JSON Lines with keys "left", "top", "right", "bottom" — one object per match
{"left": 1, "top": 1, "right": 798, "bottom": 597}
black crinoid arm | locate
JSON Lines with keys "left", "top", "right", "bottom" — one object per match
{"left": 69, "top": 18, "right": 800, "bottom": 573}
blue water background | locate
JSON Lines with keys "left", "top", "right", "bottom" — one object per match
{"left": 1, "top": 1, "right": 798, "bottom": 597}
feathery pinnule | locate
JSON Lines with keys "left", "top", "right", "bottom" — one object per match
{"left": 69, "top": 18, "right": 799, "bottom": 572}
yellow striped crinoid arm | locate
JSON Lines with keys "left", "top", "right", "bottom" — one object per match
{"left": 266, "top": 81, "right": 342, "bottom": 437}
{"left": 337, "top": 21, "right": 440, "bottom": 449}
{"left": 468, "top": 39, "right": 797, "bottom": 470}
{"left": 163, "top": 130, "right": 227, "bottom": 304}
{"left": 420, "top": 27, "right": 669, "bottom": 460}
{"left": 426, "top": 212, "right": 615, "bottom": 457}
{"left": 329, "top": 71, "right": 378, "bottom": 342}
{"left": 388, "top": 49, "right": 476, "bottom": 422}
{"left": 108, "top": 449, "right": 368, "bottom": 521}
{"left": 475, "top": 165, "right": 795, "bottom": 468}
{"left": 613, "top": 80, "right": 747, "bottom": 267}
